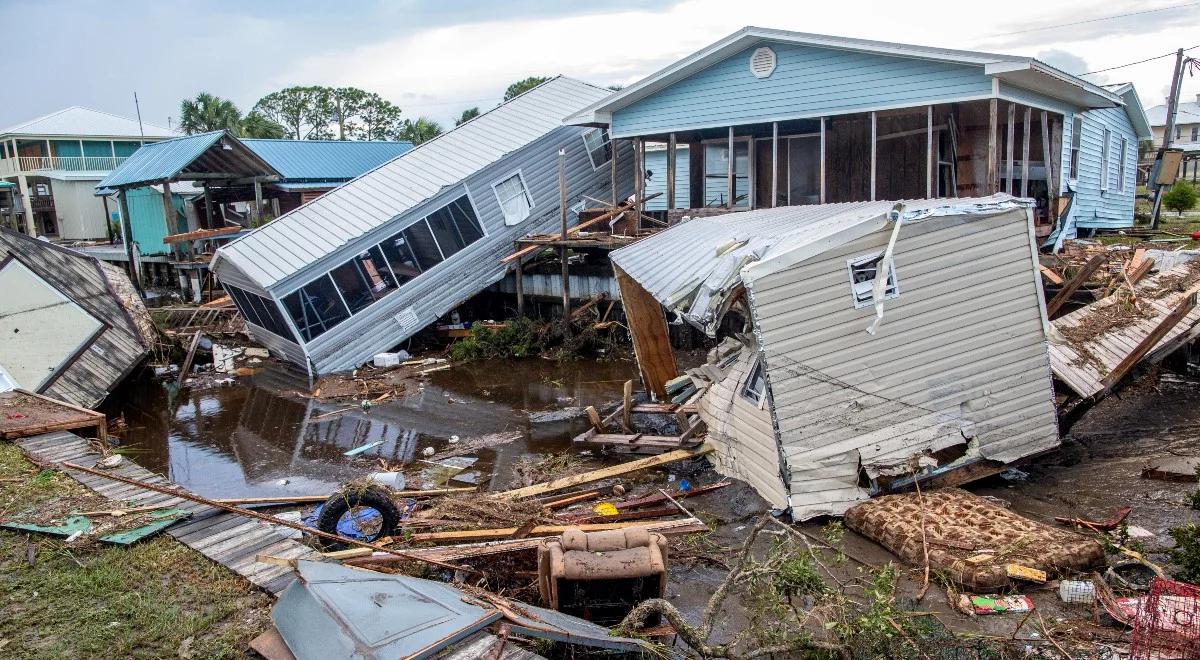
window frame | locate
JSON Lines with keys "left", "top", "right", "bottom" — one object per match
{"left": 1068, "top": 117, "right": 1083, "bottom": 182}
{"left": 582, "top": 128, "right": 612, "bottom": 170}
{"left": 740, "top": 356, "right": 768, "bottom": 408}
{"left": 1100, "top": 128, "right": 1112, "bottom": 192}
{"left": 1117, "top": 137, "right": 1128, "bottom": 193}
{"left": 847, "top": 251, "right": 900, "bottom": 309}
{"left": 490, "top": 169, "right": 535, "bottom": 226}
{"left": 1192, "top": 126, "right": 1199, "bottom": 142}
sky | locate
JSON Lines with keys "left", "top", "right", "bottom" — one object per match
{"left": 1, "top": 0, "right": 1198, "bottom": 133}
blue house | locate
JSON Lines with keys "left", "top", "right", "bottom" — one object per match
{"left": 568, "top": 27, "right": 1152, "bottom": 243}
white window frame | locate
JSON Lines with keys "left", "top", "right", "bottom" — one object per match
{"left": 582, "top": 128, "right": 612, "bottom": 170}
{"left": 740, "top": 356, "right": 768, "bottom": 408}
{"left": 1100, "top": 128, "right": 1112, "bottom": 192}
{"left": 490, "top": 170, "right": 534, "bottom": 226}
{"left": 1068, "top": 116, "right": 1083, "bottom": 183}
{"left": 847, "top": 251, "right": 899, "bottom": 309}
{"left": 1117, "top": 137, "right": 1128, "bottom": 193}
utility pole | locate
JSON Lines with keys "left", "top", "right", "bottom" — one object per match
{"left": 1150, "top": 49, "right": 1186, "bottom": 229}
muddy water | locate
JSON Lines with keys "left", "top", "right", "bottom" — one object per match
{"left": 106, "top": 359, "right": 638, "bottom": 499}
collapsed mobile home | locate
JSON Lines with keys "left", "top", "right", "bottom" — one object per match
{"left": 610, "top": 195, "right": 1060, "bottom": 519}
{"left": 210, "top": 77, "right": 632, "bottom": 374}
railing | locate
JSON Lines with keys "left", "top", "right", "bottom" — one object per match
{"left": 13, "top": 155, "right": 128, "bottom": 172}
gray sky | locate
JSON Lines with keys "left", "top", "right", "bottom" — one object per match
{"left": 2, "top": 0, "right": 1198, "bottom": 132}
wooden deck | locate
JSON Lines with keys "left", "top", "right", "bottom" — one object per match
{"left": 0, "top": 390, "right": 106, "bottom": 442}
{"left": 1050, "top": 266, "right": 1200, "bottom": 398}
{"left": 15, "top": 431, "right": 317, "bottom": 595}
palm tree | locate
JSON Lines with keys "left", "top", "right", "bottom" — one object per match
{"left": 400, "top": 117, "right": 443, "bottom": 145}
{"left": 240, "top": 111, "right": 287, "bottom": 139}
{"left": 179, "top": 93, "right": 243, "bottom": 135}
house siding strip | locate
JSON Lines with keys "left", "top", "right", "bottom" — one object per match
{"left": 745, "top": 209, "right": 1058, "bottom": 519}
{"left": 611, "top": 42, "right": 994, "bottom": 137}
{"left": 1062, "top": 105, "right": 1138, "bottom": 230}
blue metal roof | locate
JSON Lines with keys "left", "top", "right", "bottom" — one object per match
{"left": 241, "top": 139, "right": 412, "bottom": 183}
{"left": 0, "top": 181, "right": 15, "bottom": 189}
{"left": 96, "top": 132, "right": 224, "bottom": 189}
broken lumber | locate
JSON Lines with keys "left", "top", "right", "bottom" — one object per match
{"left": 614, "top": 481, "right": 731, "bottom": 511}
{"left": 177, "top": 331, "right": 203, "bottom": 387}
{"left": 410, "top": 518, "right": 707, "bottom": 543}
{"left": 1039, "top": 265, "right": 1064, "bottom": 285}
{"left": 60, "top": 461, "right": 470, "bottom": 572}
{"left": 500, "top": 193, "right": 660, "bottom": 264}
{"left": 213, "top": 487, "right": 474, "bottom": 506}
{"left": 163, "top": 225, "right": 242, "bottom": 244}
{"left": 497, "top": 444, "right": 713, "bottom": 499}
{"left": 1045, "top": 254, "right": 1106, "bottom": 317}
{"left": 1100, "top": 291, "right": 1197, "bottom": 392}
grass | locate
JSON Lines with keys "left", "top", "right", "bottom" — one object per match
{"left": 0, "top": 443, "right": 271, "bottom": 658}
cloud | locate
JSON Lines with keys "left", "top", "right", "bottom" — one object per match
{"left": 980, "top": 0, "right": 1196, "bottom": 49}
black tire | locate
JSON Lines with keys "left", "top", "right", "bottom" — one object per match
{"left": 314, "top": 486, "right": 400, "bottom": 549}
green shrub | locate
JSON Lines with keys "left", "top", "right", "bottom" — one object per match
{"left": 1168, "top": 523, "right": 1200, "bottom": 583}
{"left": 448, "top": 317, "right": 538, "bottom": 361}
{"left": 1163, "top": 181, "right": 1198, "bottom": 216}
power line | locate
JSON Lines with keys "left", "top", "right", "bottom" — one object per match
{"left": 991, "top": 2, "right": 1200, "bottom": 37}
{"left": 1082, "top": 43, "right": 1200, "bottom": 75}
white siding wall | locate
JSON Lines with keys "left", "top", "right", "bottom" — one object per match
{"left": 52, "top": 179, "right": 110, "bottom": 240}
{"left": 698, "top": 344, "right": 789, "bottom": 508}
{"left": 745, "top": 208, "right": 1058, "bottom": 519}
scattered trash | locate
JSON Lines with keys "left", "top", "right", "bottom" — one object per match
{"left": 537, "top": 527, "right": 668, "bottom": 625}
{"left": 1127, "top": 525, "right": 1156, "bottom": 539}
{"left": 959, "top": 594, "right": 1034, "bottom": 615}
{"left": 97, "top": 455, "right": 124, "bottom": 469}
{"left": 1131, "top": 578, "right": 1200, "bottom": 659}
{"left": 1054, "top": 506, "right": 1133, "bottom": 531}
{"left": 1059, "top": 579, "right": 1096, "bottom": 604}
{"left": 366, "top": 471, "right": 405, "bottom": 489}
{"left": 592, "top": 502, "right": 618, "bottom": 517}
{"left": 343, "top": 440, "right": 384, "bottom": 457}
{"left": 448, "top": 435, "right": 460, "bottom": 445}
{"left": 421, "top": 446, "right": 435, "bottom": 457}
{"left": 999, "top": 468, "right": 1030, "bottom": 481}
{"left": 1006, "top": 564, "right": 1047, "bottom": 583}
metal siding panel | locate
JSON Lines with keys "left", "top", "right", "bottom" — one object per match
{"left": 611, "top": 42, "right": 993, "bottom": 137}
{"left": 1065, "top": 106, "right": 1138, "bottom": 230}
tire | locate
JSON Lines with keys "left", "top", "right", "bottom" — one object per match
{"left": 314, "top": 486, "right": 400, "bottom": 549}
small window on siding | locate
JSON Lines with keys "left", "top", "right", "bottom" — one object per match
{"left": 1192, "top": 126, "right": 1199, "bottom": 142}
{"left": 847, "top": 252, "right": 898, "bottom": 308}
{"left": 741, "top": 357, "right": 767, "bottom": 406}
{"left": 1118, "top": 137, "right": 1128, "bottom": 192}
{"left": 582, "top": 128, "right": 612, "bottom": 170}
{"left": 1101, "top": 128, "right": 1112, "bottom": 191}
{"left": 1069, "top": 117, "right": 1083, "bottom": 181}
{"left": 493, "top": 172, "right": 533, "bottom": 225}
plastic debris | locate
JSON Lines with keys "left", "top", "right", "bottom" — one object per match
{"left": 344, "top": 441, "right": 384, "bottom": 457}
{"left": 959, "top": 594, "right": 1034, "bottom": 615}
{"left": 592, "top": 502, "right": 618, "bottom": 517}
{"left": 1059, "top": 580, "right": 1096, "bottom": 604}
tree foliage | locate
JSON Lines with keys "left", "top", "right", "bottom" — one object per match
{"left": 1163, "top": 181, "right": 1198, "bottom": 216}
{"left": 400, "top": 117, "right": 443, "bottom": 145}
{"left": 252, "top": 86, "right": 334, "bottom": 140}
{"left": 354, "top": 94, "right": 405, "bottom": 141}
{"left": 455, "top": 107, "right": 480, "bottom": 126}
{"left": 239, "top": 111, "right": 287, "bottom": 139}
{"left": 503, "top": 76, "right": 550, "bottom": 101}
{"left": 178, "top": 93, "right": 242, "bottom": 135}
{"left": 250, "top": 85, "right": 407, "bottom": 141}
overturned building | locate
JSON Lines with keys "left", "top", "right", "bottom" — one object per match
{"left": 211, "top": 77, "right": 632, "bottom": 375}
{"left": 610, "top": 195, "right": 1060, "bottom": 519}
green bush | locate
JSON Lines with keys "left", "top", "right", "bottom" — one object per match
{"left": 1168, "top": 523, "right": 1200, "bottom": 583}
{"left": 448, "top": 317, "right": 538, "bottom": 361}
{"left": 1163, "top": 181, "right": 1198, "bottom": 216}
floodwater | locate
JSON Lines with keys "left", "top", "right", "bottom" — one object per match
{"left": 105, "top": 358, "right": 640, "bottom": 499}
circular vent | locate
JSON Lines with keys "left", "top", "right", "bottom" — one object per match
{"left": 749, "top": 46, "right": 776, "bottom": 79}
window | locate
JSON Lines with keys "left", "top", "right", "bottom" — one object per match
{"left": 379, "top": 231, "right": 422, "bottom": 284}
{"left": 425, "top": 196, "right": 483, "bottom": 258}
{"left": 282, "top": 276, "right": 350, "bottom": 342}
{"left": 1101, "top": 128, "right": 1112, "bottom": 191}
{"left": 1192, "top": 126, "right": 1199, "bottom": 142}
{"left": 741, "top": 358, "right": 767, "bottom": 406}
{"left": 225, "top": 285, "right": 295, "bottom": 342}
{"left": 401, "top": 220, "right": 444, "bottom": 271}
{"left": 1068, "top": 117, "right": 1083, "bottom": 181}
{"left": 582, "top": 128, "right": 612, "bottom": 170}
{"left": 330, "top": 246, "right": 397, "bottom": 314}
{"left": 1118, "top": 137, "right": 1128, "bottom": 192}
{"left": 493, "top": 172, "right": 533, "bottom": 225}
{"left": 847, "top": 252, "right": 899, "bottom": 308}
{"left": 704, "top": 141, "right": 750, "bottom": 207}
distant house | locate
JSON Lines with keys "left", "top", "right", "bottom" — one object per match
{"left": 0, "top": 107, "right": 176, "bottom": 239}
{"left": 610, "top": 195, "right": 1058, "bottom": 519}
{"left": 212, "top": 77, "right": 632, "bottom": 374}
{"left": 568, "top": 27, "right": 1152, "bottom": 241}
{"left": 1145, "top": 92, "right": 1200, "bottom": 183}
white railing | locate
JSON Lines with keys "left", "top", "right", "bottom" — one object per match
{"left": 15, "top": 155, "right": 128, "bottom": 172}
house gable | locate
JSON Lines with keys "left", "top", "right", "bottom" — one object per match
{"left": 611, "top": 41, "right": 995, "bottom": 137}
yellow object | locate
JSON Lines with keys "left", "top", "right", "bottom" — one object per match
{"left": 1005, "top": 563, "right": 1047, "bottom": 583}
{"left": 591, "top": 502, "right": 618, "bottom": 516}
{"left": 965, "top": 553, "right": 995, "bottom": 565}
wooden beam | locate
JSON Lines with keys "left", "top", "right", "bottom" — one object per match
{"left": 926, "top": 105, "right": 934, "bottom": 199}
{"left": 870, "top": 111, "right": 877, "bottom": 201}
{"left": 1101, "top": 292, "right": 1197, "bottom": 392}
{"left": 726, "top": 127, "right": 735, "bottom": 208}
{"left": 819, "top": 117, "right": 826, "bottom": 203}
{"left": 213, "top": 487, "right": 474, "bottom": 505}
{"left": 614, "top": 265, "right": 677, "bottom": 400}
{"left": 410, "top": 519, "right": 697, "bottom": 543}
{"left": 163, "top": 225, "right": 242, "bottom": 244}
{"left": 1126, "top": 256, "right": 1155, "bottom": 286}
{"left": 558, "top": 148, "right": 569, "bottom": 320}
{"left": 1045, "top": 254, "right": 1106, "bottom": 318}
{"left": 611, "top": 136, "right": 619, "bottom": 206}
{"left": 1021, "top": 106, "right": 1032, "bottom": 198}
{"left": 667, "top": 133, "right": 676, "bottom": 210}
{"left": 771, "top": 121, "right": 779, "bottom": 207}
{"left": 498, "top": 444, "right": 712, "bottom": 499}
{"left": 177, "top": 331, "right": 202, "bottom": 387}
{"left": 622, "top": 379, "right": 633, "bottom": 432}
{"left": 1005, "top": 103, "right": 1016, "bottom": 193}
{"left": 514, "top": 258, "right": 524, "bottom": 317}
{"left": 987, "top": 99, "right": 999, "bottom": 194}
{"left": 1039, "top": 265, "right": 1065, "bottom": 285}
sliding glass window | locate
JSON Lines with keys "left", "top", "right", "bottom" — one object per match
{"left": 330, "top": 246, "right": 398, "bottom": 314}
{"left": 282, "top": 276, "right": 350, "bottom": 342}
{"left": 225, "top": 284, "right": 296, "bottom": 342}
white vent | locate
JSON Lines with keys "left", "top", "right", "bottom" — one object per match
{"left": 749, "top": 47, "right": 776, "bottom": 79}
{"left": 393, "top": 306, "right": 420, "bottom": 333}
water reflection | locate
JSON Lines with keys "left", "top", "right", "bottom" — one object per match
{"left": 106, "top": 359, "right": 637, "bottom": 499}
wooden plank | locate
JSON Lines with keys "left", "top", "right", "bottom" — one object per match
{"left": 498, "top": 444, "right": 712, "bottom": 499}
{"left": 621, "top": 380, "right": 633, "bottom": 432}
{"left": 614, "top": 265, "right": 677, "bottom": 400}
{"left": 1100, "top": 292, "right": 1197, "bottom": 392}
{"left": 212, "top": 487, "right": 473, "bottom": 505}
{"left": 410, "top": 518, "right": 704, "bottom": 543}
{"left": 1039, "top": 265, "right": 1065, "bottom": 285}
{"left": 163, "top": 225, "right": 241, "bottom": 245}
{"left": 177, "top": 332, "right": 202, "bottom": 387}
{"left": 1021, "top": 106, "right": 1031, "bottom": 198}
{"left": 499, "top": 194, "right": 658, "bottom": 264}
{"left": 1045, "top": 254, "right": 1106, "bottom": 317}
{"left": 584, "top": 406, "right": 604, "bottom": 433}
{"left": 987, "top": 99, "right": 999, "bottom": 194}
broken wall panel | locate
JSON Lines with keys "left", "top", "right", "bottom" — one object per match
{"left": 824, "top": 114, "right": 872, "bottom": 203}
{"left": 874, "top": 108, "right": 929, "bottom": 201}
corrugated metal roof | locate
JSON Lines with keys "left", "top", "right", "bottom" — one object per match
{"left": 96, "top": 130, "right": 279, "bottom": 190}
{"left": 242, "top": 139, "right": 412, "bottom": 182}
{"left": 611, "top": 194, "right": 1025, "bottom": 331}
{"left": 216, "top": 76, "right": 613, "bottom": 289}
{"left": 0, "top": 106, "right": 176, "bottom": 138}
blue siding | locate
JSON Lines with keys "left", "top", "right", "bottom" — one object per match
{"left": 127, "top": 187, "right": 187, "bottom": 255}
{"left": 611, "top": 41, "right": 994, "bottom": 137}
{"left": 643, "top": 146, "right": 690, "bottom": 210}
{"left": 1063, "top": 106, "right": 1138, "bottom": 230}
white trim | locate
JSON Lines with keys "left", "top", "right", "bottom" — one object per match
{"left": 490, "top": 168, "right": 535, "bottom": 225}
{"left": 581, "top": 127, "right": 612, "bottom": 170}
{"left": 1100, "top": 127, "right": 1112, "bottom": 192}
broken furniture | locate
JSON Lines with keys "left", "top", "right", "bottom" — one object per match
{"left": 844, "top": 488, "right": 1104, "bottom": 591}
{"left": 271, "top": 560, "right": 652, "bottom": 659}
{"left": 573, "top": 396, "right": 706, "bottom": 454}
{"left": 538, "top": 526, "right": 668, "bottom": 626}
{"left": 0, "top": 389, "right": 107, "bottom": 443}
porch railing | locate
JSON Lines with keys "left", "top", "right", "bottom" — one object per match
{"left": 14, "top": 155, "right": 128, "bottom": 172}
